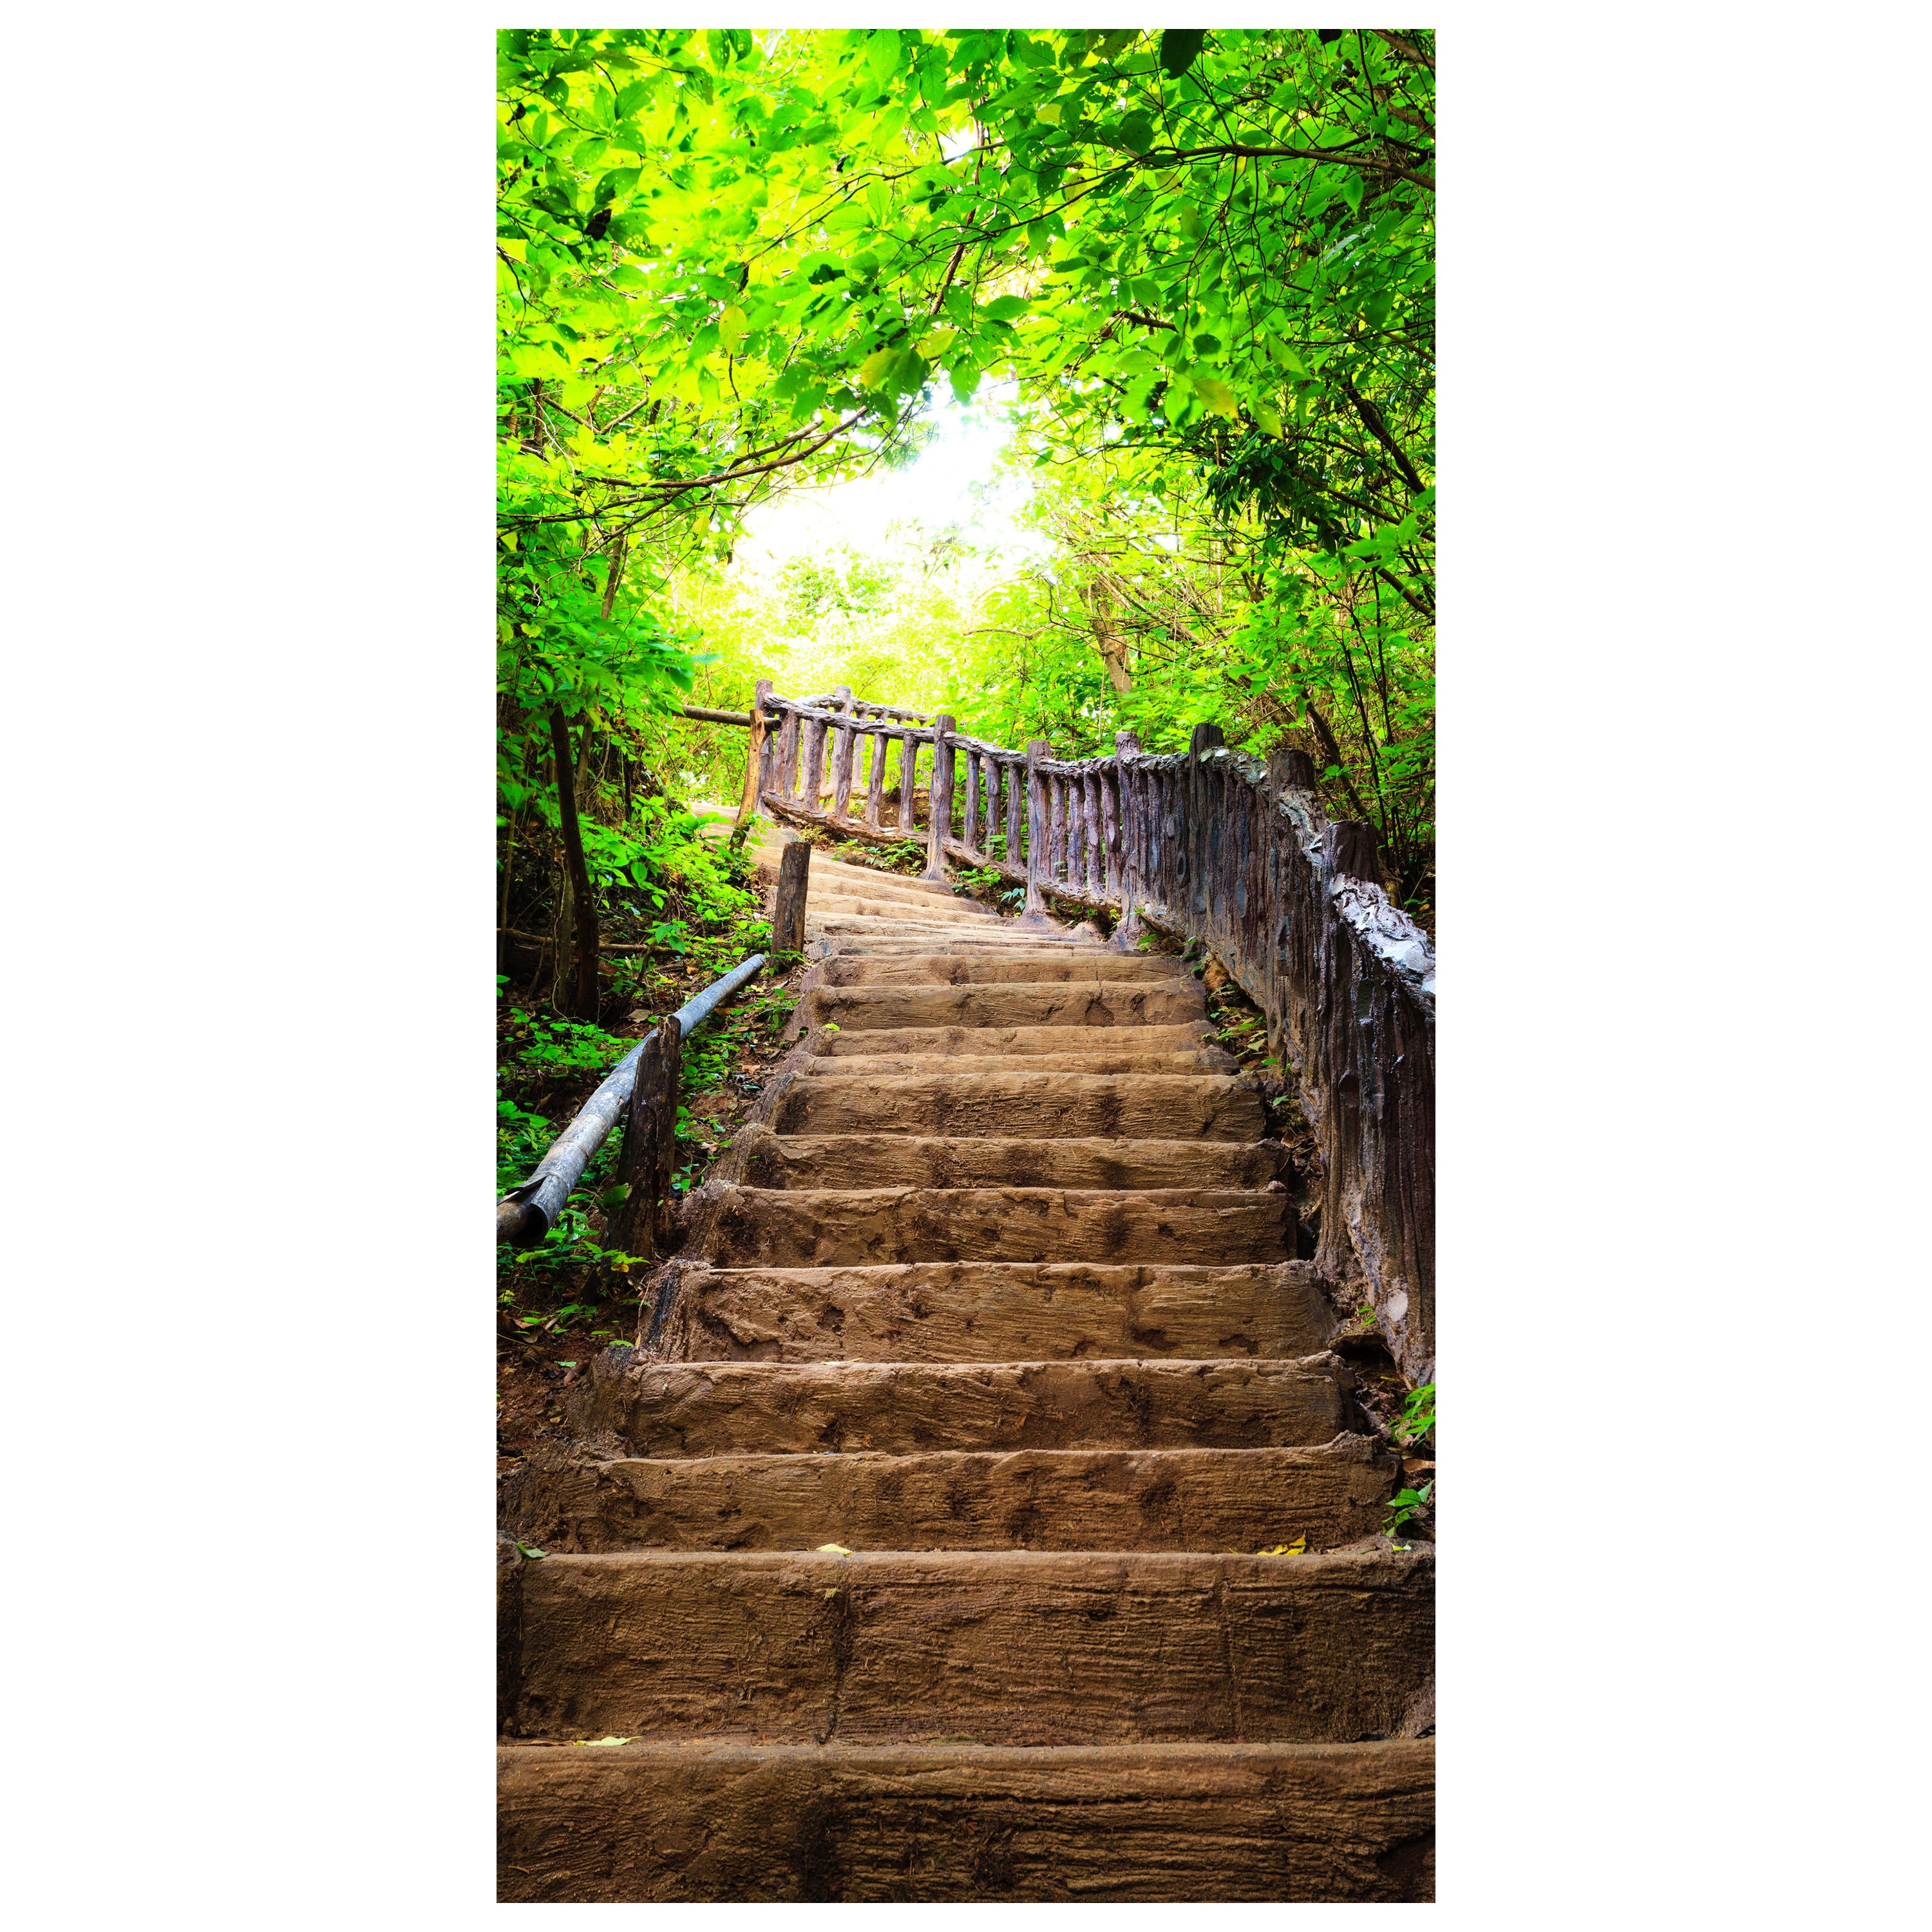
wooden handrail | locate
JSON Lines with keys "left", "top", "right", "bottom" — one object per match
{"left": 496, "top": 952, "right": 766, "bottom": 1249}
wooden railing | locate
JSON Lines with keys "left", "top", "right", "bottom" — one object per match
{"left": 749, "top": 683, "right": 1437, "bottom": 1383}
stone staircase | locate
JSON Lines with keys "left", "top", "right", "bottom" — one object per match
{"left": 498, "top": 831, "right": 1435, "bottom": 1902}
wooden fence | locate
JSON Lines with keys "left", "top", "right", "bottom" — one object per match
{"left": 749, "top": 683, "right": 1437, "bottom": 1384}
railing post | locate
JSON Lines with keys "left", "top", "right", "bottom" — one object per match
{"left": 730, "top": 677, "right": 773, "bottom": 851}
{"left": 924, "top": 714, "right": 956, "bottom": 878}
{"left": 1324, "top": 819, "right": 1382, "bottom": 886}
{"left": 799, "top": 710, "right": 828, "bottom": 813}
{"left": 771, "top": 837, "right": 811, "bottom": 955}
{"left": 608, "top": 1016, "right": 682, "bottom": 1261}
{"left": 829, "top": 686, "right": 855, "bottom": 819}
{"left": 961, "top": 750, "right": 981, "bottom": 860}
{"left": 1022, "top": 739, "right": 1049, "bottom": 918}
{"left": 1004, "top": 755, "right": 1024, "bottom": 872}
{"left": 1267, "top": 744, "right": 1318, "bottom": 794}
{"left": 864, "top": 726, "right": 886, "bottom": 828}
{"left": 773, "top": 705, "right": 799, "bottom": 801}
{"left": 898, "top": 733, "right": 919, "bottom": 833}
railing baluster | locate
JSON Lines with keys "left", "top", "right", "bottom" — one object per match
{"left": 864, "top": 728, "right": 886, "bottom": 828}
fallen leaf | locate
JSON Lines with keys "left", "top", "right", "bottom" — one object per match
{"left": 515, "top": 1542, "right": 548, "bottom": 1560}
{"left": 1257, "top": 1535, "right": 1307, "bottom": 1557}
{"left": 816, "top": 1542, "right": 853, "bottom": 1556}
{"left": 572, "top": 1736, "right": 630, "bottom": 1747}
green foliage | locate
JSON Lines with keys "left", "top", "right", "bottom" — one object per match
{"left": 1392, "top": 1381, "right": 1435, "bottom": 1448}
{"left": 1383, "top": 1480, "right": 1434, "bottom": 1539}
{"left": 497, "top": 26, "right": 1435, "bottom": 1020}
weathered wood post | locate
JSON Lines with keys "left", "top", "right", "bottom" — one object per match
{"left": 1267, "top": 744, "right": 1318, "bottom": 793}
{"left": 772, "top": 705, "right": 799, "bottom": 801}
{"left": 730, "top": 677, "right": 773, "bottom": 851}
{"left": 608, "top": 1016, "right": 682, "bottom": 1260}
{"left": 898, "top": 734, "right": 920, "bottom": 833}
{"left": 1048, "top": 773, "right": 1067, "bottom": 889}
{"left": 961, "top": 750, "right": 981, "bottom": 859}
{"left": 1100, "top": 765, "right": 1121, "bottom": 901}
{"left": 1004, "top": 754, "right": 1025, "bottom": 869}
{"left": 1325, "top": 819, "right": 1383, "bottom": 886}
{"left": 1082, "top": 770, "right": 1103, "bottom": 898}
{"left": 924, "top": 714, "right": 956, "bottom": 879}
{"left": 1022, "top": 739, "right": 1050, "bottom": 920}
{"left": 770, "top": 837, "right": 810, "bottom": 956}
{"left": 829, "top": 687, "right": 856, "bottom": 818}
{"left": 1186, "top": 721, "right": 1224, "bottom": 921}
{"left": 799, "top": 709, "right": 828, "bottom": 813}
{"left": 864, "top": 727, "right": 886, "bottom": 828}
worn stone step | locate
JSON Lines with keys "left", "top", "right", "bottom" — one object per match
{"left": 813, "top": 952, "right": 1191, "bottom": 987}
{"left": 790, "top": 1050, "right": 1235, "bottom": 1079}
{"left": 566, "top": 1353, "right": 1351, "bottom": 1456}
{"left": 808, "top": 914, "right": 1093, "bottom": 943}
{"left": 800, "top": 981, "right": 1207, "bottom": 1032}
{"left": 701, "top": 1185, "right": 1289, "bottom": 1268}
{"left": 733, "top": 1128, "right": 1283, "bottom": 1193}
{"left": 799, "top": 861, "right": 963, "bottom": 898}
{"left": 815, "top": 932, "right": 1103, "bottom": 955}
{"left": 641, "top": 1260, "right": 1334, "bottom": 1363}
{"left": 507, "top": 1544, "right": 1433, "bottom": 1747}
{"left": 771, "top": 1072, "right": 1263, "bottom": 1141}
{"left": 811, "top": 1021, "right": 1219, "bottom": 1059}
{"left": 497, "top": 1737, "right": 1436, "bottom": 1902}
{"left": 505, "top": 1436, "right": 1392, "bottom": 1557}
{"left": 808, "top": 891, "right": 1003, "bottom": 924}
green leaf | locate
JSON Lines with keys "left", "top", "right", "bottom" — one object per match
{"left": 1159, "top": 29, "right": 1208, "bottom": 78}
{"left": 981, "top": 294, "right": 1029, "bottom": 323}
{"left": 1117, "top": 109, "right": 1155, "bottom": 156}
{"left": 864, "top": 28, "right": 900, "bottom": 90}
{"left": 1192, "top": 375, "right": 1238, "bottom": 417}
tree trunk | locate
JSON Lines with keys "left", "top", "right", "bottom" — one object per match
{"left": 1080, "top": 576, "right": 1134, "bottom": 694}
{"left": 549, "top": 705, "right": 601, "bottom": 1020}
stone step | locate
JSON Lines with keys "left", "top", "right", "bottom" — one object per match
{"left": 797, "top": 860, "right": 961, "bottom": 898}
{"left": 814, "top": 933, "right": 1102, "bottom": 956}
{"left": 497, "top": 1737, "right": 1437, "bottom": 1902}
{"left": 567, "top": 1353, "right": 1351, "bottom": 1455}
{"left": 642, "top": 1260, "right": 1334, "bottom": 1363}
{"left": 810, "top": 1021, "right": 1218, "bottom": 1059}
{"left": 505, "top": 1437, "right": 1392, "bottom": 1557}
{"left": 813, "top": 952, "right": 1191, "bottom": 987}
{"left": 788, "top": 1050, "right": 1235, "bottom": 1079}
{"left": 799, "top": 981, "right": 1207, "bottom": 1032}
{"left": 771, "top": 1072, "right": 1263, "bottom": 1141}
{"left": 506, "top": 1544, "right": 1434, "bottom": 1748}
{"left": 734, "top": 1129, "right": 1282, "bottom": 1192}
{"left": 807, "top": 891, "right": 1004, "bottom": 924}
{"left": 701, "top": 1185, "right": 1289, "bottom": 1268}
{"left": 808, "top": 914, "right": 1089, "bottom": 942}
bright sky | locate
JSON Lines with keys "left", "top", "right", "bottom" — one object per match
{"left": 732, "top": 382, "right": 1048, "bottom": 582}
